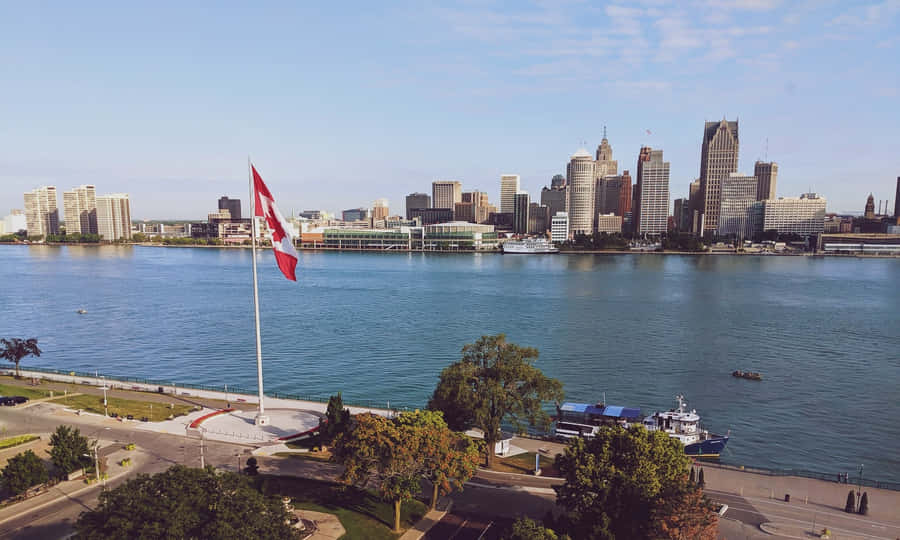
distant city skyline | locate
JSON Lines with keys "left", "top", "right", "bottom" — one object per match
{"left": 1, "top": 2, "right": 898, "bottom": 218}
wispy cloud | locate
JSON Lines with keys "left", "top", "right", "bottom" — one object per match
{"left": 828, "top": 0, "right": 900, "bottom": 27}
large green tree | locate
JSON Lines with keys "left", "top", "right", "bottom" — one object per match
{"left": 396, "top": 410, "right": 481, "bottom": 510}
{"left": 428, "top": 334, "right": 564, "bottom": 467}
{"left": 554, "top": 425, "right": 717, "bottom": 540}
{"left": 332, "top": 413, "right": 423, "bottom": 532}
{"left": 321, "top": 392, "right": 351, "bottom": 444}
{"left": 0, "top": 337, "right": 41, "bottom": 378}
{"left": 2, "top": 450, "right": 48, "bottom": 495}
{"left": 49, "top": 425, "right": 92, "bottom": 476}
{"left": 74, "top": 465, "right": 300, "bottom": 539}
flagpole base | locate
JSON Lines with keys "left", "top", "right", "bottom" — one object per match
{"left": 254, "top": 414, "right": 270, "bottom": 426}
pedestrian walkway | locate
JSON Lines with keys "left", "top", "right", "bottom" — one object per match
{"left": 400, "top": 502, "right": 452, "bottom": 540}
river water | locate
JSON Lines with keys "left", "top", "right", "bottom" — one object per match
{"left": 2, "top": 245, "right": 899, "bottom": 481}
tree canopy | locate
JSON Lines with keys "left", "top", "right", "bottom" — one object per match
{"left": 428, "top": 334, "right": 563, "bottom": 466}
{"left": 0, "top": 337, "right": 41, "bottom": 378}
{"left": 554, "top": 425, "right": 717, "bottom": 540}
{"left": 74, "top": 465, "right": 300, "bottom": 539}
{"left": 49, "top": 425, "right": 92, "bottom": 476}
{"left": 322, "top": 392, "right": 351, "bottom": 443}
{"left": 2, "top": 450, "right": 48, "bottom": 495}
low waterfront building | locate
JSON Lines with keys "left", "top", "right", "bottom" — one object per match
{"left": 752, "top": 193, "right": 826, "bottom": 236}
{"left": 305, "top": 222, "right": 498, "bottom": 251}
{"left": 551, "top": 212, "right": 569, "bottom": 242}
{"left": 821, "top": 233, "right": 900, "bottom": 255}
{"left": 423, "top": 222, "right": 498, "bottom": 251}
{"left": 596, "top": 213, "right": 622, "bottom": 234}
{"left": 718, "top": 173, "right": 758, "bottom": 239}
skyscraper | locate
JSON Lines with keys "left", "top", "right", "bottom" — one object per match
{"left": 895, "top": 177, "right": 899, "bottom": 218}
{"left": 514, "top": 192, "right": 530, "bottom": 234}
{"left": 63, "top": 185, "right": 97, "bottom": 235}
{"left": 218, "top": 196, "right": 242, "bottom": 220}
{"left": 405, "top": 192, "right": 431, "bottom": 219}
{"left": 541, "top": 186, "right": 567, "bottom": 222}
{"left": 372, "top": 198, "right": 389, "bottom": 221}
{"left": 595, "top": 172, "right": 632, "bottom": 217}
{"left": 699, "top": 119, "right": 739, "bottom": 234}
{"left": 618, "top": 170, "right": 632, "bottom": 217}
{"left": 23, "top": 186, "right": 59, "bottom": 238}
{"left": 462, "top": 191, "right": 492, "bottom": 223}
{"left": 551, "top": 212, "right": 569, "bottom": 242}
{"left": 500, "top": 175, "right": 520, "bottom": 214}
{"left": 566, "top": 148, "right": 595, "bottom": 235}
{"left": 96, "top": 193, "right": 132, "bottom": 241}
{"left": 594, "top": 134, "right": 618, "bottom": 178}
{"left": 432, "top": 181, "right": 462, "bottom": 211}
{"left": 754, "top": 161, "right": 778, "bottom": 201}
{"left": 634, "top": 148, "right": 670, "bottom": 235}
{"left": 633, "top": 146, "right": 651, "bottom": 234}
{"left": 550, "top": 174, "right": 566, "bottom": 190}
{"left": 864, "top": 194, "right": 876, "bottom": 219}
{"left": 718, "top": 173, "right": 758, "bottom": 239}
{"left": 528, "top": 203, "right": 549, "bottom": 234}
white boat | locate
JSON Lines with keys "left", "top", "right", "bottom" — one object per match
{"left": 501, "top": 238, "right": 559, "bottom": 254}
{"left": 76, "top": 309, "right": 87, "bottom": 314}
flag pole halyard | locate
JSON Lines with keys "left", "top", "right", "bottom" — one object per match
{"left": 249, "top": 157, "right": 269, "bottom": 426}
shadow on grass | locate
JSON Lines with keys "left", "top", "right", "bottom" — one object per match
{"left": 258, "top": 474, "right": 426, "bottom": 533}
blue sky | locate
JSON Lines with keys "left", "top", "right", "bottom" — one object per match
{"left": 1, "top": 0, "right": 898, "bottom": 219}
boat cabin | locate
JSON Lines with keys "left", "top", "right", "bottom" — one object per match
{"left": 555, "top": 402, "right": 642, "bottom": 439}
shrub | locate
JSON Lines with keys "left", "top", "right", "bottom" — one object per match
{"left": 1, "top": 450, "right": 48, "bottom": 495}
{"left": 698, "top": 467, "right": 705, "bottom": 487}
{"left": 858, "top": 492, "right": 868, "bottom": 515}
{"left": 844, "top": 490, "right": 856, "bottom": 513}
{"left": 245, "top": 456, "right": 259, "bottom": 476}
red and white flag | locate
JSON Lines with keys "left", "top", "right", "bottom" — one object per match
{"left": 252, "top": 165, "right": 298, "bottom": 281}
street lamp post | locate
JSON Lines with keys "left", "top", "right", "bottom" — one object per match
{"left": 857, "top": 464, "right": 864, "bottom": 511}
{"left": 102, "top": 375, "right": 108, "bottom": 417}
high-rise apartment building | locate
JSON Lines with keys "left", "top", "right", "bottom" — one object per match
{"left": 718, "top": 173, "right": 759, "bottom": 239}
{"left": 432, "top": 181, "right": 462, "bottom": 211}
{"left": 551, "top": 212, "right": 569, "bottom": 242}
{"left": 699, "top": 119, "right": 739, "bottom": 233}
{"left": 751, "top": 193, "right": 826, "bottom": 236}
{"left": 23, "top": 186, "right": 59, "bottom": 238}
{"left": 500, "top": 175, "right": 520, "bottom": 214}
{"left": 565, "top": 148, "right": 595, "bottom": 235}
{"left": 372, "top": 198, "right": 389, "bottom": 221}
{"left": 513, "top": 192, "right": 530, "bottom": 234}
{"left": 96, "top": 193, "right": 132, "bottom": 241}
{"left": 754, "top": 161, "right": 778, "bottom": 201}
{"left": 405, "top": 193, "right": 431, "bottom": 219}
{"left": 634, "top": 148, "right": 670, "bottom": 235}
{"left": 2, "top": 210, "right": 26, "bottom": 235}
{"left": 63, "top": 185, "right": 97, "bottom": 235}
{"left": 218, "top": 196, "right": 242, "bottom": 220}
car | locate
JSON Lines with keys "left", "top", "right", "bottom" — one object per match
{"left": 0, "top": 397, "right": 16, "bottom": 406}
{"left": 12, "top": 396, "right": 28, "bottom": 404}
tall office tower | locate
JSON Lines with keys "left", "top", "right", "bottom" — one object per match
{"left": 500, "top": 175, "right": 520, "bottom": 214}
{"left": 618, "top": 170, "right": 632, "bottom": 216}
{"left": 461, "top": 191, "right": 491, "bottom": 223}
{"left": 895, "top": 177, "right": 900, "bottom": 218}
{"left": 718, "top": 173, "right": 758, "bottom": 239}
{"left": 432, "top": 181, "right": 462, "bottom": 211}
{"left": 687, "top": 179, "right": 702, "bottom": 232}
{"left": 528, "top": 203, "right": 550, "bottom": 234}
{"left": 218, "top": 196, "right": 242, "bottom": 220}
{"left": 699, "top": 119, "right": 739, "bottom": 234}
{"left": 96, "top": 193, "right": 132, "bottom": 241}
{"left": 63, "top": 185, "right": 97, "bottom": 235}
{"left": 372, "top": 198, "right": 389, "bottom": 220}
{"left": 594, "top": 133, "right": 618, "bottom": 178}
{"left": 673, "top": 198, "right": 687, "bottom": 231}
{"left": 23, "top": 186, "right": 59, "bottom": 238}
{"left": 754, "top": 161, "right": 778, "bottom": 201}
{"left": 565, "top": 148, "right": 595, "bottom": 235}
{"left": 513, "top": 192, "right": 530, "bottom": 234}
{"left": 633, "top": 147, "right": 652, "bottom": 234}
{"left": 596, "top": 173, "right": 632, "bottom": 217}
{"left": 864, "top": 194, "right": 876, "bottom": 219}
{"left": 634, "top": 148, "right": 670, "bottom": 235}
{"left": 541, "top": 186, "right": 567, "bottom": 222}
{"left": 550, "top": 174, "right": 566, "bottom": 190}
{"left": 405, "top": 192, "right": 431, "bottom": 219}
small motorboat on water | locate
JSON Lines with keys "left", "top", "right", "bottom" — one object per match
{"left": 76, "top": 309, "right": 88, "bottom": 315}
{"left": 732, "top": 370, "right": 761, "bottom": 381}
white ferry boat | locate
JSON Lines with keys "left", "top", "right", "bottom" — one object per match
{"left": 501, "top": 238, "right": 559, "bottom": 254}
{"left": 642, "top": 395, "right": 729, "bottom": 457}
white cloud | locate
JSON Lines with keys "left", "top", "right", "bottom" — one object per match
{"left": 828, "top": 0, "right": 900, "bottom": 27}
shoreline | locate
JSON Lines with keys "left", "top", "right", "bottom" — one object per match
{"left": 4, "top": 241, "right": 900, "bottom": 258}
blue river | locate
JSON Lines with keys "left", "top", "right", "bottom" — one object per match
{"left": 2, "top": 245, "right": 899, "bottom": 481}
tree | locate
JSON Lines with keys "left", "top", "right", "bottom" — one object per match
{"left": 428, "top": 334, "right": 564, "bottom": 467}
{"left": 74, "top": 465, "right": 300, "bottom": 539}
{"left": 504, "top": 517, "right": 565, "bottom": 540}
{"left": 244, "top": 456, "right": 259, "bottom": 476}
{"left": 332, "top": 413, "right": 423, "bottom": 532}
{"left": 845, "top": 490, "right": 856, "bottom": 513}
{"left": 321, "top": 392, "right": 351, "bottom": 444}
{"left": 554, "top": 425, "right": 713, "bottom": 540}
{"left": 649, "top": 485, "right": 719, "bottom": 540}
{"left": 0, "top": 338, "right": 42, "bottom": 378}
{"left": 858, "top": 492, "right": 868, "bottom": 515}
{"left": 49, "top": 425, "right": 91, "bottom": 476}
{"left": 2, "top": 450, "right": 48, "bottom": 495}
{"left": 698, "top": 467, "right": 705, "bottom": 488}
{"left": 396, "top": 410, "right": 481, "bottom": 510}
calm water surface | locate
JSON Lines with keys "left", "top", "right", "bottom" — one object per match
{"left": 2, "top": 245, "right": 899, "bottom": 481}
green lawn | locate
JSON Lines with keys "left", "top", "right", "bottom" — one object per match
{"left": 49, "top": 393, "right": 195, "bottom": 421}
{"left": 272, "top": 452, "right": 333, "bottom": 463}
{"left": 0, "top": 382, "right": 52, "bottom": 400}
{"left": 0, "top": 434, "right": 39, "bottom": 450}
{"left": 489, "top": 452, "right": 561, "bottom": 477}
{"left": 260, "top": 476, "right": 427, "bottom": 539}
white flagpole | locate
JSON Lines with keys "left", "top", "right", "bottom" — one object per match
{"left": 249, "top": 157, "right": 269, "bottom": 426}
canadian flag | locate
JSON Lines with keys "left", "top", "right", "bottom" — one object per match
{"left": 252, "top": 166, "right": 298, "bottom": 281}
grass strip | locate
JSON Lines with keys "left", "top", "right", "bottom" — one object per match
{"left": 0, "top": 434, "right": 39, "bottom": 450}
{"left": 50, "top": 393, "right": 195, "bottom": 421}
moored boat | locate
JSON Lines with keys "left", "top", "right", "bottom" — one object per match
{"left": 501, "top": 238, "right": 559, "bottom": 254}
{"left": 732, "top": 370, "right": 762, "bottom": 381}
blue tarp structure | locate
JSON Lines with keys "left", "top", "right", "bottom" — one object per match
{"left": 559, "top": 402, "right": 589, "bottom": 413}
{"left": 560, "top": 402, "right": 642, "bottom": 419}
